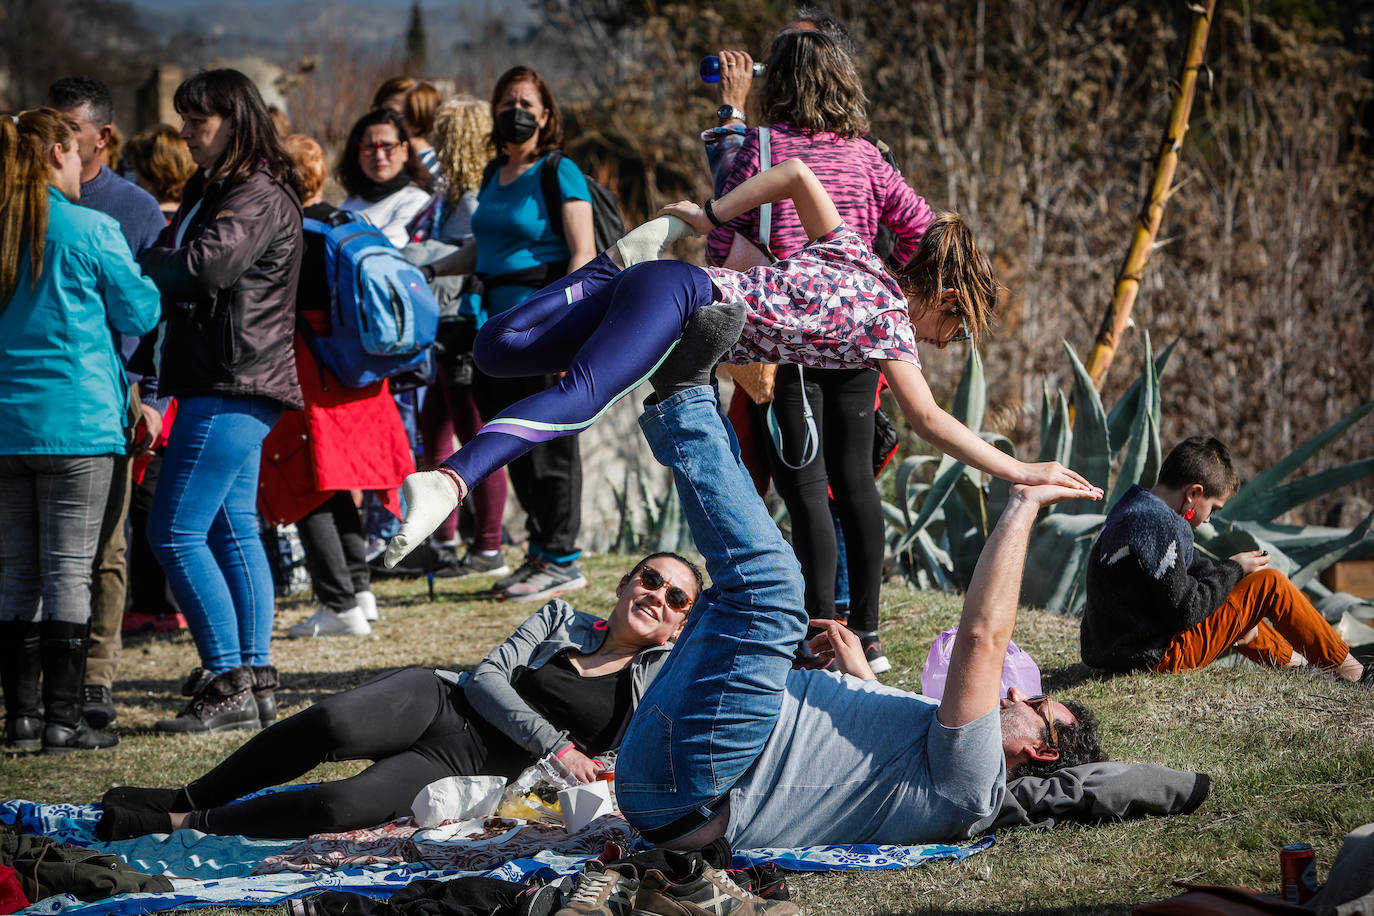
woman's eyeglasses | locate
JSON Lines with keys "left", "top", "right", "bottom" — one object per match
{"left": 358, "top": 141, "right": 404, "bottom": 155}
{"left": 1024, "top": 694, "right": 1059, "bottom": 749}
{"left": 636, "top": 565, "right": 693, "bottom": 613}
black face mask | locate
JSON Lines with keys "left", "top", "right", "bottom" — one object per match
{"left": 496, "top": 108, "right": 540, "bottom": 145}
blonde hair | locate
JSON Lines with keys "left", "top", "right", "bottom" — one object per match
{"left": 1, "top": 109, "right": 74, "bottom": 310}
{"left": 433, "top": 95, "right": 493, "bottom": 196}
{"left": 282, "top": 133, "right": 327, "bottom": 202}
{"left": 124, "top": 124, "right": 196, "bottom": 204}
{"left": 895, "top": 212, "right": 999, "bottom": 345}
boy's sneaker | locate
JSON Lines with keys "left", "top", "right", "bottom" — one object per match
{"left": 859, "top": 633, "right": 891, "bottom": 674}
{"left": 437, "top": 550, "right": 511, "bottom": 579}
{"left": 554, "top": 860, "right": 639, "bottom": 915}
{"left": 287, "top": 605, "right": 371, "bottom": 638}
{"left": 500, "top": 559, "right": 587, "bottom": 602}
{"left": 631, "top": 865, "right": 799, "bottom": 915}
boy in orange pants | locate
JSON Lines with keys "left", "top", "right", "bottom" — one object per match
{"left": 1080, "top": 436, "right": 1368, "bottom": 683}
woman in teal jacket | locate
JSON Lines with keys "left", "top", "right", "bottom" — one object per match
{"left": 0, "top": 109, "right": 161, "bottom": 755}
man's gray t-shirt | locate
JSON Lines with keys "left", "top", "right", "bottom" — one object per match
{"left": 725, "top": 670, "right": 1006, "bottom": 849}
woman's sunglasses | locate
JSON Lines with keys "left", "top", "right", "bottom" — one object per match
{"left": 635, "top": 565, "right": 694, "bottom": 613}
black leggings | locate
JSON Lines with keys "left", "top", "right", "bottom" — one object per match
{"left": 762, "top": 364, "right": 886, "bottom": 633}
{"left": 182, "top": 668, "right": 532, "bottom": 838}
{"left": 295, "top": 492, "right": 368, "bottom": 612}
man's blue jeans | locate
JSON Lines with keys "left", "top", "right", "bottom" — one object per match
{"left": 616, "top": 387, "right": 807, "bottom": 836}
{"left": 148, "top": 395, "right": 282, "bottom": 674}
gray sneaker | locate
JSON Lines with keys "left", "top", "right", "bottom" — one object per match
{"left": 502, "top": 558, "right": 588, "bottom": 603}
{"left": 436, "top": 550, "right": 511, "bottom": 579}
{"left": 630, "top": 866, "right": 799, "bottom": 915}
{"left": 556, "top": 861, "right": 638, "bottom": 915}
{"left": 492, "top": 556, "right": 541, "bottom": 594}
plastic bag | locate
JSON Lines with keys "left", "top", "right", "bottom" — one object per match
{"left": 920, "top": 625, "right": 1042, "bottom": 700}
{"left": 411, "top": 775, "right": 505, "bottom": 828}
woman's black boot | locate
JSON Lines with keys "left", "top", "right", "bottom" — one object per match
{"left": 1, "top": 620, "right": 43, "bottom": 753}
{"left": 155, "top": 665, "right": 258, "bottom": 734}
{"left": 40, "top": 620, "right": 118, "bottom": 753}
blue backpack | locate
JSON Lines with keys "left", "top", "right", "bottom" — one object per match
{"left": 301, "top": 213, "right": 440, "bottom": 389}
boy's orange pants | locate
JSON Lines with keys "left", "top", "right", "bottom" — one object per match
{"left": 1154, "top": 569, "right": 1350, "bottom": 673}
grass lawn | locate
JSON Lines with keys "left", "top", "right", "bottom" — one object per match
{"left": 5, "top": 550, "right": 1373, "bottom": 915}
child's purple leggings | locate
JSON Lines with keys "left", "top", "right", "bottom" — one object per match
{"left": 442, "top": 253, "right": 716, "bottom": 490}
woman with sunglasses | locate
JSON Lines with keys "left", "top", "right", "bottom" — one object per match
{"left": 336, "top": 108, "right": 431, "bottom": 247}
{"left": 96, "top": 552, "right": 701, "bottom": 840}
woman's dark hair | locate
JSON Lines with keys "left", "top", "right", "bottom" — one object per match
{"left": 173, "top": 69, "right": 304, "bottom": 198}
{"left": 626, "top": 551, "right": 706, "bottom": 606}
{"left": 488, "top": 66, "right": 563, "bottom": 161}
{"left": 1011, "top": 699, "right": 1107, "bottom": 780}
{"left": 335, "top": 108, "right": 409, "bottom": 198}
{"left": 761, "top": 29, "right": 869, "bottom": 138}
{"left": 1157, "top": 437, "right": 1240, "bottom": 500}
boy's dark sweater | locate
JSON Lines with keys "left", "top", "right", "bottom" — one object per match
{"left": 1080, "top": 485, "right": 1244, "bottom": 672}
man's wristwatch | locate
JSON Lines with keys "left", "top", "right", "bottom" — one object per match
{"left": 716, "top": 105, "right": 746, "bottom": 123}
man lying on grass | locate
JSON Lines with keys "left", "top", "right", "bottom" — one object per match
{"left": 609, "top": 306, "right": 1108, "bottom": 851}
{"left": 1081, "top": 436, "right": 1371, "bottom": 684}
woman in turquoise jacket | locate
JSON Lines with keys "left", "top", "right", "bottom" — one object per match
{"left": 0, "top": 109, "right": 161, "bottom": 755}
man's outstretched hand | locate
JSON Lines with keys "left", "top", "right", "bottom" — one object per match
{"left": 1008, "top": 481, "right": 1104, "bottom": 511}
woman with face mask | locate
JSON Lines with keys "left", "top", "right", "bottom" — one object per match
{"left": 425, "top": 66, "right": 597, "bottom": 604}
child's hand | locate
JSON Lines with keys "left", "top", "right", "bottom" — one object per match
{"left": 657, "top": 201, "right": 711, "bottom": 236}
{"left": 1230, "top": 549, "right": 1271, "bottom": 576}
{"left": 1017, "top": 460, "right": 1096, "bottom": 492}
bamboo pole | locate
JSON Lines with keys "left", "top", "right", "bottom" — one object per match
{"left": 1083, "top": 0, "right": 1217, "bottom": 389}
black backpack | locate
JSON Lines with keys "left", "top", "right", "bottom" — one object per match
{"left": 481, "top": 150, "right": 626, "bottom": 254}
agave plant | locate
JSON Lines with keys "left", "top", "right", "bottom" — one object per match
{"left": 884, "top": 335, "right": 1374, "bottom": 622}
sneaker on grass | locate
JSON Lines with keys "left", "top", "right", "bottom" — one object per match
{"left": 436, "top": 550, "right": 511, "bottom": 579}
{"left": 502, "top": 558, "right": 587, "bottom": 603}
{"left": 492, "top": 556, "right": 541, "bottom": 594}
{"left": 287, "top": 605, "right": 371, "bottom": 638}
{"left": 859, "top": 633, "right": 891, "bottom": 675}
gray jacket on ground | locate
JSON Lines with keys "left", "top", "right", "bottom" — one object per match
{"left": 991, "top": 761, "right": 1210, "bottom": 830}
{"left": 453, "top": 599, "right": 672, "bottom": 758}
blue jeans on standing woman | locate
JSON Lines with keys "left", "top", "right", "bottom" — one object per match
{"left": 148, "top": 396, "right": 282, "bottom": 674}
{"left": 616, "top": 387, "right": 807, "bottom": 840}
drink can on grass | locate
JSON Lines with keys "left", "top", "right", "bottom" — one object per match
{"left": 1280, "top": 843, "right": 1317, "bottom": 904}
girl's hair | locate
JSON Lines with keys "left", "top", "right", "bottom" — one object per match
{"left": 335, "top": 108, "right": 409, "bottom": 197}
{"left": 1157, "top": 437, "right": 1240, "bottom": 499}
{"left": 761, "top": 29, "right": 869, "bottom": 138}
{"left": 894, "top": 211, "right": 999, "bottom": 345}
{"left": 0, "top": 109, "right": 73, "bottom": 310}
{"left": 372, "top": 76, "right": 442, "bottom": 138}
{"left": 123, "top": 123, "right": 196, "bottom": 204}
{"left": 433, "top": 95, "right": 494, "bottom": 196}
{"left": 282, "top": 134, "right": 327, "bottom": 202}
{"left": 173, "top": 68, "right": 304, "bottom": 198}
{"left": 488, "top": 66, "right": 563, "bottom": 161}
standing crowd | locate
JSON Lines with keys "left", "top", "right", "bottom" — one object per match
{"left": 3, "top": 11, "right": 1369, "bottom": 911}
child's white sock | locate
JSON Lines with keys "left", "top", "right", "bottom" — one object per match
{"left": 384, "top": 471, "right": 462, "bottom": 568}
{"left": 612, "top": 216, "right": 694, "bottom": 268}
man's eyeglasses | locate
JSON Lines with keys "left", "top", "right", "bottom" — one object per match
{"left": 358, "top": 141, "right": 404, "bottom": 155}
{"left": 636, "top": 565, "right": 693, "bottom": 613}
{"left": 1025, "top": 694, "right": 1059, "bottom": 749}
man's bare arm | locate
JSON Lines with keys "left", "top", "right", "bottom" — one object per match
{"left": 938, "top": 483, "right": 1101, "bottom": 728}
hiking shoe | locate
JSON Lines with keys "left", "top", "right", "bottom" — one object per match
{"left": 82, "top": 684, "right": 117, "bottom": 729}
{"left": 436, "top": 550, "right": 511, "bottom": 579}
{"left": 356, "top": 590, "right": 379, "bottom": 622}
{"left": 631, "top": 865, "right": 799, "bottom": 915}
{"left": 859, "top": 633, "right": 891, "bottom": 675}
{"left": 556, "top": 860, "right": 639, "bottom": 915}
{"left": 502, "top": 559, "right": 587, "bottom": 603}
{"left": 287, "top": 605, "right": 371, "bottom": 638}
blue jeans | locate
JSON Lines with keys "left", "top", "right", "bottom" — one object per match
{"left": 148, "top": 396, "right": 282, "bottom": 673}
{"left": 0, "top": 454, "right": 113, "bottom": 625}
{"left": 615, "top": 387, "right": 807, "bottom": 837}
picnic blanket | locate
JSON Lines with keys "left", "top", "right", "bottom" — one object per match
{"left": 2, "top": 797, "right": 993, "bottom": 915}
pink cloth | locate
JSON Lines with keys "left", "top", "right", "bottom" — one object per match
{"left": 706, "top": 122, "right": 933, "bottom": 265}
{"left": 708, "top": 225, "right": 921, "bottom": 369}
